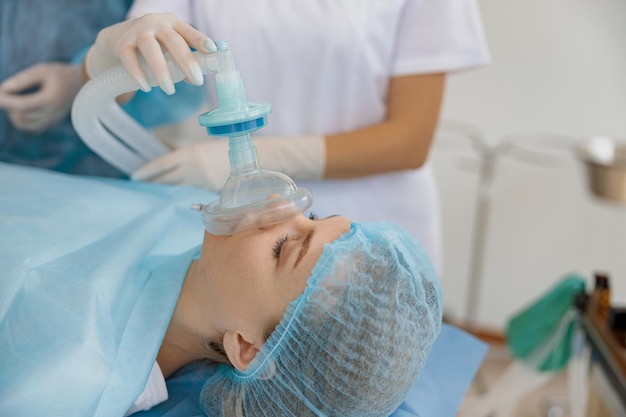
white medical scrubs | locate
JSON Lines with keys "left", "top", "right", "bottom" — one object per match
{"left": 128, "top": 0, "right": 490, "bottom": 272}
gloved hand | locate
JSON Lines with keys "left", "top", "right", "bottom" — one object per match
{"left": 132, "top": 138, "right": 231, "bottom": 191}
{"left": 0, "top": 63, "right": 83, "bottom": 133}
{"left": 85, "top": 12, "right": 217, "bottom": 95}
{"left": 131, "top": 135, "right": 326, "bottom": 192}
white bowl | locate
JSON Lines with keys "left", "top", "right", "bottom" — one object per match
{"left": 578, "top": 136, "right": 626, "bottom": 203}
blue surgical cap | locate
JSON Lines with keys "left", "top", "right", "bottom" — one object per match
{"left": 200, "top": 221, "right": 443, "bottom": 417}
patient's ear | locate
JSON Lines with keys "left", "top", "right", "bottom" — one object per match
{"left": 223, "top": 330, "right": 260, "bottom": 372}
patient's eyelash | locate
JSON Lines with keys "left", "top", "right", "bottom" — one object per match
{"left": 272, "top": 212, "right": 317, "bottom": 261}
{"left": 272, "top": 234, "right": 288, "bottom": 260}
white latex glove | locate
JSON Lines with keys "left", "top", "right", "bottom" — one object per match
{"left": 85, "top": 12, "right": 217, "bottom": 95}
{"left": 254, "top": 135, "right": 326, "bottom": 180}
{"left": 132, "top": 138, "right": 231, "bottom": 191}
{"left": 131, "top": 135, "right": 326, "bottom": 192}
{"left": 0, "top": 63, "right": 83, "bottom": 133}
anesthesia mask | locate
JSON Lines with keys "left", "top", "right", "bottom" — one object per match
{"left": 71, "top": 40, "right": 312, "bottom": 235}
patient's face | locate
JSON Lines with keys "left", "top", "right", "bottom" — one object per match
{"left": 200, "top": 213, "right": 350, "bottom": 341}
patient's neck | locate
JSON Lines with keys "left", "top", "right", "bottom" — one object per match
{"left": 157, "top": 259, "right": 208, "bottom": 378}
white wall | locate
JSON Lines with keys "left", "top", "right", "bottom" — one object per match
{"left": 435, "top": 0, "right": 626, "bottom": 331}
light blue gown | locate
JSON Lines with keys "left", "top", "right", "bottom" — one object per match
{"left": 0, "top": 163, "right": 487, "bottom": 417}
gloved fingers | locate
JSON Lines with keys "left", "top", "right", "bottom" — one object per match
{"left": 134, "top": 36, "right": 176, "bottom": 95}
{"left": 4, "top": 109, "right": 49, "bottom": 132}
{"left": 23, "top": 102, "right": 69, "bottom": 130}
{"left": 131, "top": 152, "right": 186, "bottom": 182}
{"left": 0, "top": 63, "right": 81, "bottom": 107}
{"left": 88, "top": 13, "right": 216, "bottom": 94}
{"left": 0, "top": 65, "right": 46, "bottom": 95}
{"left": 0, "top": 68, "right": 48, "bottom": 112}
{"left": 15, "top": 116, "right": 52, "bottom": 133}
{"left": 143, "top": 168, "right": 187, "bottom": 185}
{"left": 132, "top": 161, "right": 191, "bottom": 186}
{"left": 0, "top": 90, "right": 47, "bottom": 113}
{"left": 155, "top": 24, "right": 206, "bottom": 86}
{"left": 5, "top": 110, "right": 28, "bottom": 131}
{"left": 0, "top": 91, "right": 30, "bottom": 112}
{"left": 135, "top": 30, "right": 206, "bottom": 93}
{"left": 3, "top": 105, "right": 71, "bottom": 132}
{"left": 0, "top": 64, "right": 80, "bottom": 132}
{"left": 169, "top": 18, "right": 217, "bottom": 54}
{"left": 3, "top": 102, "right": 45, "bottom": 131}
{"left": 132, "top": 141, "right": 229, "bottom": 191}
{"left": 116, "top": 43, "right": 153, "bottom": 93}
{"left": 13, "top": 106, "right": 46, "bottom": 124}
{"left": 88, "top": 20, "right": 154, "bottom": 92}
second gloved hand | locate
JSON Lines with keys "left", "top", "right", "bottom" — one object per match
{"left": 131, "top": 134, "right": 326, "bottom": 192}
{"left": 0, "top": 63, "right": 83, "bottom": 132}
{"left": 131, "top": 139, "right": 231, "bottom": 192}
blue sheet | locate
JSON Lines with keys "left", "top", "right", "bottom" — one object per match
{"left": 0, "top": 162, "right": 487, "bottom": 417}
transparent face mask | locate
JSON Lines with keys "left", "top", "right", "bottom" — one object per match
{"left": 191, "top": 40, "right": 312, "bottom": 235}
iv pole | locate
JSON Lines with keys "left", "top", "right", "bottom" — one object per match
{"left": 464, "top": 143, "right": 498, "bottom": 333}
{"left": 437, "top": 121, "right": 569, "bottom": 333}
{"left": 436, "top": 121, "right": 511, "bottom": 333}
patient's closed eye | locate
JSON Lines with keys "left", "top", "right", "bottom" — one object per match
{"left": 272, "top": 234, "right": 288, "bottom": 261}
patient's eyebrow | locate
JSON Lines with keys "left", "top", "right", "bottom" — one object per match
{"left": 294, "top": 230, "right": 313, "bottom": 269}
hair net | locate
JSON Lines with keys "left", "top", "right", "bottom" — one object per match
{"left": 200, "top": 221, "right": 443, "bottom": 417}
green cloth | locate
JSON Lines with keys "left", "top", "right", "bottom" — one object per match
{"left": 506, "top": 274, "right": 586, "bottom": 372}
